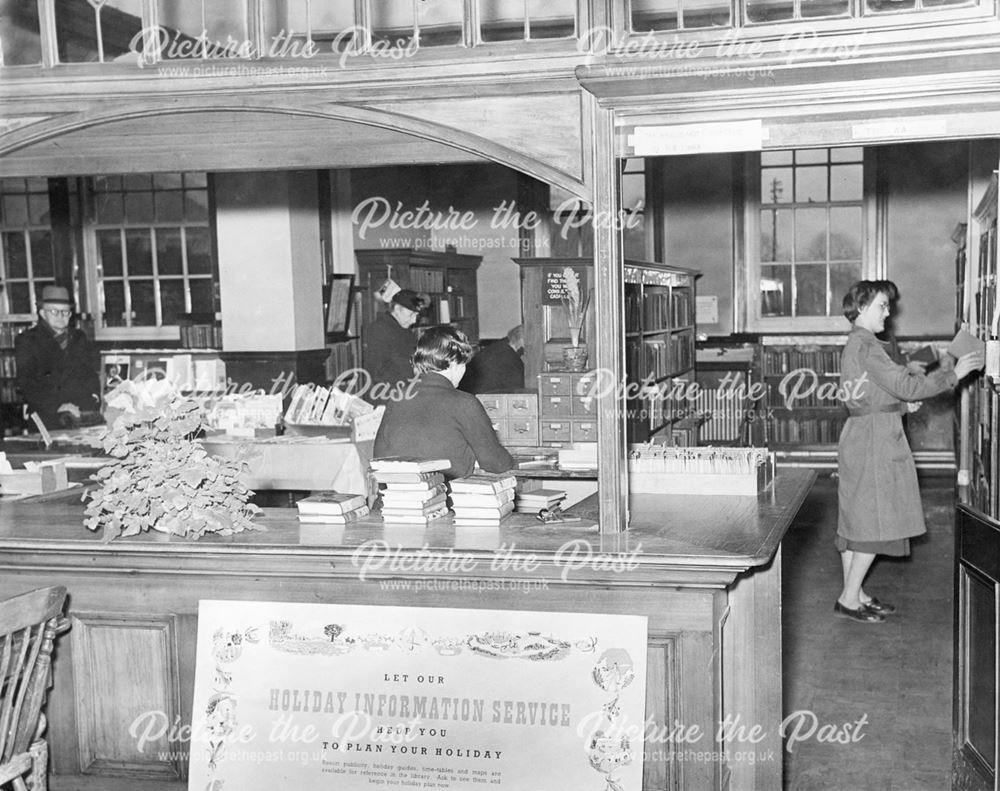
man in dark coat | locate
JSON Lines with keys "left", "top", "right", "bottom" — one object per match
{"left": 460, "top": 325, "right": 525, "bottom": 394}
{"left": 362, "top": 289, "right": 426, "bottom": 403}
{"left": 15, "top": 285, "right": 102, "bottom": 430}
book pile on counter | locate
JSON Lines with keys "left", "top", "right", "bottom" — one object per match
{"left": 296, "top": 492, "right": 370, "bottom": 523}
{"left": 371, "top": 458, "right": 450, "bottom": 524}
{"left": 514, "top": 488, "right": 566, "bottom": 514}
{"left": 449, "top": 473, "right": 517, "bottom": 526}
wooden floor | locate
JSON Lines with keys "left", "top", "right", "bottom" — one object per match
{"left": 782, "top": 473, "right": 955, "bottom": 790}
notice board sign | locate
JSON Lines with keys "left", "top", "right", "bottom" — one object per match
{"left": 188, "top": 600, "right": 647, "bottom": 790}
{"left": 543, "top": 265, "right": 589, "bottom": 306}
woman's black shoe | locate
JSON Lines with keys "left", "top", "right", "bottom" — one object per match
{"left": 860, "top": 596, "right": 896, "bottom": 615}
{"left": 834, "top": 601, "right": 886, "bottom": 623}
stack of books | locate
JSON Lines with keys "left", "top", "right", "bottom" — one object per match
{"left": 370, "top": 458, "right": 451, "bottom": 524}
{"left": 296, "top": 492, "right": 370, "bottom": 524}
{"left": 449, "top": 473, "right": 517, "bottom": 526}
{"left": 514, "top": 488, "right": 567, "bottom": 514}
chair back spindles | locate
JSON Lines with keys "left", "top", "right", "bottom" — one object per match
{"left": 0, "top": 586, "right": 69, "bottom": 791}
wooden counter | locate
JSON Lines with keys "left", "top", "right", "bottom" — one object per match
{"left": 0, "top": 470, "right": 815, "bottom": 791}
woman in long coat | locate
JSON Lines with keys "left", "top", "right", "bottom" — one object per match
{"left": 836, "top": 281, "right": 983, "bottom": 623}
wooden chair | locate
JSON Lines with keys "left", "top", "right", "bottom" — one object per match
{"left": 0, "top": 586, "right": 69, "bottom": 791}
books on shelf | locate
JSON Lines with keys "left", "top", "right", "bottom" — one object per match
{"left": 448, "top": 488, "right": 515, "bottom": 509}
{"left": 296, "top": 492, "right": 367, "bottom": 516}
{"left": 380, "top": 504, "right": 450, "bottom": 524}
{"left": 380, "top": 482, "right": 448, "bottom": 505}
{"left": 372, "top": 472, "right": 447, "bottom": 489}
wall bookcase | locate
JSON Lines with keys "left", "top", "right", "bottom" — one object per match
{"left": 355, "top": 248, "right": 481, "bottom": 344}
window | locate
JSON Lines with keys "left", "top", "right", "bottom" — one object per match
{"left": 91, "top": 173, "right": 216, "bottom": 332}
{"left": 0, "top": 178, "right": 57, "bottom": 315}
{"left": 746, "top": 147, "right": 869, "bottom": 331}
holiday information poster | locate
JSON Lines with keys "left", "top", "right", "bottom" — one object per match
{"left": 187, "top": 600, "right": 648, "bottom": 790}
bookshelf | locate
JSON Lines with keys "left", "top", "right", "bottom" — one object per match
{"left": 355, "top": 248, "right": 481, "bottom": 343}
{"left": 623, "top": 263, "right": 699, "bottom": 444}
{"left": 514, "top": 258, "right": 698, "bottom": 444}
{"left": 758, "top": 336, "right": 848, "bottom": 448}
{"left": 0, "top": 316, "right": 36, "bottom": 435}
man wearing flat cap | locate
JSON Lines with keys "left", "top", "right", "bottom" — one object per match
{"left": 362, "top": 288, "right": 427, "bottom": 403}
{"left": 15, "top": 285, "right": 102, "bottom": 430}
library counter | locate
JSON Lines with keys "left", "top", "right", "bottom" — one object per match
{"left": 0, "top": 470, "right": 815, "bottom": 791}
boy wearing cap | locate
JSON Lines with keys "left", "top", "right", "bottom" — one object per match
{"left": 362, "top": 289, "right": 426, "bottom": 402}
{"left": 15, "top": 285, "right": 102, "bottom": 430}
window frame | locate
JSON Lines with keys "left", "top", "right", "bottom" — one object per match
{"left": 81, "top": 173, "right": 217, "bottom": 343}
{"left": 0, "top": 177, "right": 58, "bottom": 319}
{"left": 741, "top": 147, "right": 879, "bottom": 333}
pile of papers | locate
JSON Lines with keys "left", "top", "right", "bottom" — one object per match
{"left": 207, "top": 393, "right": 283, "bottom": 436}
{"left": 448, "top": 473, "right": 517, "bottom": 526}
{"left": 296, "top": 492, "right": 370, "bottom": 524}
{"left": 370, "top": 458, "right": 451, "bottom": 524}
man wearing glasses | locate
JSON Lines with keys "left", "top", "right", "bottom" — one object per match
{"left": 15, "top": 285, "right": 102, "bottom": 431}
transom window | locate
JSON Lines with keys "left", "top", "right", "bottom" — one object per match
{"left": 91, "top": 173, "right": 215, "bottom": 329}
{"left": 0, "top": 178, "right": 57, "bottom": 315}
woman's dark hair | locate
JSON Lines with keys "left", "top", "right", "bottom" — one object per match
{"left": 842, "top": 280, "right": 898, "bottom": 323}
{"left": 413, "top": 325, "right": 474, "bottom": 374}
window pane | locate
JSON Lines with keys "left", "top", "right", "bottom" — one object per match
{"left": 186, "top": 227, "right": 213, "bottom": 274}
{"left": 760, "top": 209, "right": 792, "bottom": 262}
{"left": 867, "top": 0, "right": 916, "bottom": 10}
{"left": 28, "top": 195, "right": 49, "bottom": 225}
{"left": 29, "top": 232, "right": 54, "bottom": 278}
{"left": 186, "top": 189, "right": 209, "bottom": 222}
{"left": 795, "top": 265, "right": 827, "bottom": 316}
{"left": 418, "top": 0, "right": 464, "bottom": 45}
{"left": 98, "top": 230, "right": 124, "bottom": 277}
{"left": 3, "top": 233, "right": 28, "bottom": 279}
{"left": 795, "top": 208, "right": 827, "bottom": 261}
{"left": 795, "top": 149, "right": 828, "bottom": 164}
{"left": 746, "top": 0, "right": 794, "bottom": 23}
{"left": 621, "top": 172, "right": 645, "bottom": 212}
{"left": 830, "top": 207, "right": 862, "bottom": 259}
{"left": 155, "top": 191, "right": 185, "bottom": 223}
{"left": 7, "top": 282, "right": 31, "bottom": 314}
{"left": 103, "top": 281, "right": 126, "bottom": 327}
{"left": 802, "top": 0, "right": 850, "bottom": 18}
{"left": 633, "top": 0, "right": 679, "bottom": 30}
{"left": 831, "top": 164, "right": 863, "bottom": 201}
{"left": 156, "top": 228, "right": 184, "bottom": 275}
{"left": 527, "top": 0, "right": 575, "bottom": 38}
{"left": 123, "top": 174, "right": 152, "bottom": 191}
{"left": 190, "top": 279, "right": 215, "bottom": 314}
{"left": 2, "top": 196, "right": 27, "bottom": 227}
{"left": 160, "top": 280, "right": 186, "bottom": 326}
{"left": 153, "top": 173, "right": 183, "bottom": 190}
{"left": 126, "top": 230, "right": 153, "bottom": 275}
{"left": 56, "top": 0, "right": 142, "bottom": 63}
{"left": 125, "top": 191, "right": 154, "bottom": 224}
{"left": 831, "top": 147, "right": 863, "bottom": 162}
{"left": 762, "top": 151, "right": 793, "bottom": 166}
{"left": 795, "top": 166, "right": 828, "bottom": 203}
{"left": 130, "top": 280, "right": 157, "bottom": 325}
{"left": 760, "top": 265, "right": 791, "bottom": 317}
{"left": 830, "top": 262, "right": 862, "bottom": 309}
{"left": 683, "top": 0, "right": 732, "bottom": 28}
{"left": 0, "top": 1, "right": 43, "bottom": 65}
{"left": 95, "top": 192, "right": 124, "bottom": 225}
{"left": 762, "top": 169, "right": 792, "bottom": 203}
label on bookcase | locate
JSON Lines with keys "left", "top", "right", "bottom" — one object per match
{"left": 543, "top": 266, "right": 589, "bottom": 305}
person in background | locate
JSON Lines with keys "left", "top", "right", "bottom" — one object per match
{"left": 373, "top": 325, "right": 514, "bottom": 479}
{"left": 835, "top": 280, "right": 983, "bottom": 623}
{"left": 15, "top": 285, "right": 102, "bottom": 430}
{"left": 460, "top": 324, "right": 526, "bottom": 394}
{"left": 362, "top": 289, "right": 427, "bottom": 402}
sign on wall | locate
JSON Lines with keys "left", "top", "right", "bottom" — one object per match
{"left": 542, "top": 265, "right": 589, "bottom": 306}
{"left": 188, "top": 600, "right": 647, "bottom": 790}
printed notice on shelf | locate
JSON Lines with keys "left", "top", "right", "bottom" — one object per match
{"left": 188, "top": 600, "right": 648, "bottom": 790}
{"left": 627, "top": 120, "right": 765, "bottom": 155}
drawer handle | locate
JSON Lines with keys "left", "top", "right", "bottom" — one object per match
{"left": 513, "top": 425, "right": 529, "bottom": 434}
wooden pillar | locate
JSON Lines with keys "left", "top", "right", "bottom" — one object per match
{"left": 590, "top": 98, "right": 627, "bottom": 533}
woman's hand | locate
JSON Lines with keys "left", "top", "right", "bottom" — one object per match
{"left": 954, "top": 350, "right": 986, "bottom": 380}
{"left": 907, "top": 401, "right": 923, "bottom": 413}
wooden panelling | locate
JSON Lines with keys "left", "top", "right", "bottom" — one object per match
{"left": 69, "top": 613, "right": 183, "bottom": 780}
